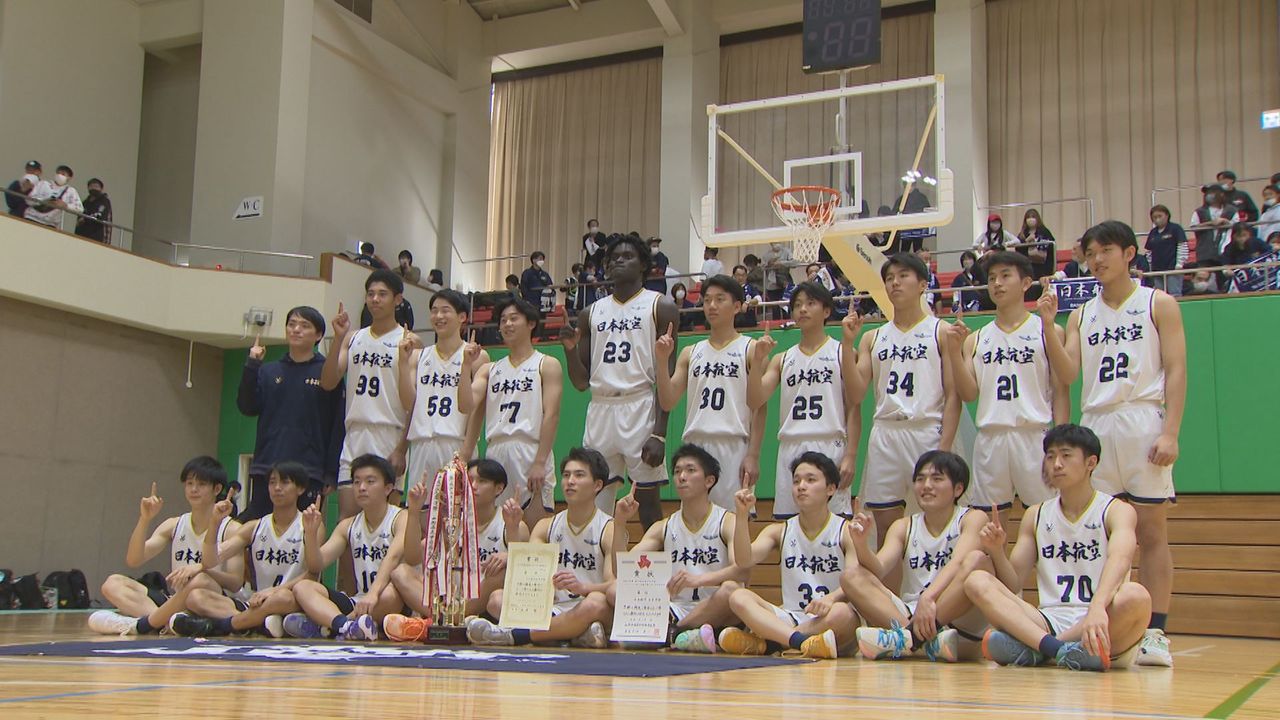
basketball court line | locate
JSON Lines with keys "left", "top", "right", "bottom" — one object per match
{"left": 1172, "top": 644, "right": 1214, "bottom": 657}
{"left": 1202, "top": 658, "right": 1280, "bottom": 719}
{"left": 0, "top": 669, "right": 351, "bottom": 705}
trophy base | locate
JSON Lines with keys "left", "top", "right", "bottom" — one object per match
{"left": 424, "top": 625, "right": 470, "bottom": 645}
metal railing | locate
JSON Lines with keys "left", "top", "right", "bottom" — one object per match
{"left": 980, "top": 197, "right": 1095, "bottom": 228}
{"left": 1151, "top": 176, "right": 1272, "bottom": 211}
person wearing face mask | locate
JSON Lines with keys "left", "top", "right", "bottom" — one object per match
{"left": 973, "top": 214, "right": 1019, "bottom": 255}
{"left": 1016, "top": 210, "right": 1057, "bottom": 299}
{"left": 520, "top": 251, "right": 555, "bottom": 316}
{"left": 74, "top": 177, "right": 113, "bottom": 243}
{"left": 1254, "top": 184, "right": 1280, "bottom": 241}
{"left": 671, "top": 282, "right": 697, "bottom": 332}
{"left": 1216, "top": 170, "right": 1258, "bottom": 222}
{"left": 762, "top": 241, "right": 793, "bottom": 322}
{"left": 1188, "top": 184, "right": 1240, "bottom": 266}
{"left": 6, "top": 160, "right": 41, "bottom": 217}
{"left": 25, "top": 164, "right": 83, "bottom": 228}
{"left": 582, "top": 219, "right": 606, "bottom": 268}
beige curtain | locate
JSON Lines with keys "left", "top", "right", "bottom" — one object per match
{"left": 987, "top": 0, "right": 1280, "bottom": 243}
{"left": 716, "top": 13, "right": 936, "bottom": 263}
{"left": 486, "top": 57, "right": 662, "bottom": 290}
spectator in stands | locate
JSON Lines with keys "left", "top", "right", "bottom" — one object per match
{"left": 645, "top": 237, "right": 669, "bottom": 294}
{"left": 1269, "top": 231, "right": 1280, "bottom": 254}
{"left": 743, "top": 253, "right": 765, "bottom": 289}
{"left": 1184, "top": 262, "right": 1219, "bottom": 296}
{"left": 1188, "top": 184, "right": 1239, "bottom": 265}
{"left": 974, "top": 213, "right": 1018, "bottom": 254}
{"left": 1063, "top": 239, "right": 1090, "bottom": 278}
{"left": 520, "top": 251, "right": 554, "bottom": 315}
{"left": 648, "top": 237, "right": 669, "bottom": 271}
{"left": 1256, "top": 183, "right": 1280, "bottom": 241}
{"left": 424, "top": 268, "right": 444, "bottom": 292}
{"left": 902, "top": 179, "right": 931, "bottom": 214}
{"left": 395, "top": 250, "right": 422, "bottom": 285}
{"left": 354, "top": 242, "right": 389, "bottom": 269}
{"left": 1130, "top": 251, "right": 1152, "bottom": 288}
{"left": 1222, "top": 222, "right": 1269, "bottom": 270}
{"left": 700, "top": 247, "right": 724, "bottom": 278}
{"left": 951, "top": 250, "right": 990, "bottom": 313}
{"left": 731, "top": 265, "right": 761, "bottom": 328}
{"left": 1217, "top": 170, "right": 1258, "bottom": 221}
{"left": 583, "top": 219, "right": 606, "bottom": 267}
{"left": 916, "top": 248, "right": 943, "bottom": 314}
{"left": 1144, "top": 205, "right": 1187, "bottom": 296}
{"left": 74, "top": 178, "right": 112, "bottom": 243}
{"left": 574, "top": 260, "right": 598, "bottom": 313}
{"left": 25, "top": 164, "right": 82, "bottom": 228}
{"left": 671, "top": 282, "right": 697, "bottom": 332}
{"left": 761, "top": 241, "right": 793, "bottom": 321}
{"left": 1016, "top": 209, "right": 1057, "bottom": 298}
{"left": 6, "top": 160, "right": 41, "bottom": 218}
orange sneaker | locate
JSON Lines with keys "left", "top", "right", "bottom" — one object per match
{"left": 383, "top": 613, "right": 429, "bottom": 642}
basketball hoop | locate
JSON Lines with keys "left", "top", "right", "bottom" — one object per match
{"left": 771, "top": 185, "right": 840, "bottom": 263}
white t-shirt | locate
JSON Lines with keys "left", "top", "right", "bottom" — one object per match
{"left": 701, "top": 258, "right": 725, "bottom": 278}
{"left": 24, "top": 181, "right": 83, "bottom": 227}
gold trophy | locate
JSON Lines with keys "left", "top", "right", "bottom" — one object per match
{"left": 422, "top": 456, "right": 480, "bottom": 644}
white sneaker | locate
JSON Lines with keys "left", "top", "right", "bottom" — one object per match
{"left": 466, "top": 617, "right": 515, "bottom": 646}
{"left": 88, "top": 610, "right": 139, "bottom": 636}
{"left": 570, "top": 621, "right": 607, "bottom": 649}
{"left": 264, "top": 615, "right": 285, "bottom": 639}
{"left": 1136, "top": 628, "right": 1173, "bottom": 667}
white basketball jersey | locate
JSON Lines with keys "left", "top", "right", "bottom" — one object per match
{"left": 871, "top": 317, "right": 945, "bottom": 422}
{"left": 664, "top": 507, "right": 730, "bottom": 606}
{"left": 1035, "top": 493, "right": 1113, "bottom": 613}
{"left": 900, "top": 507, "right": 969, "bottom": 605}
{"left": 548, "top": 509, "right": 612, "bottom": 604}
{"left": 348, "top": 506, "right": 402, "bottom": 599}
{"left": 684, "top": 336, "right": 752, "bottom": 441}
{"left": 1079, "top": 284, "right": 1164, "bottom": 413}
{"left": 407, "top": 344, "right": 466, "bottom": 442}
{"left": 779, "top": 514, "right": 848, "bottom": 613}
{"left": 588, "top": 289, "right": 660, "bottom": 396}
{"left": 477, "top": 512, "right": 507, "bottom": 564}
{"left": 249, "top": 513, "right": 305, "bottom": 591}
{"left": 777, "top": 337, "right": 846, "bottom": 441}
{"left": 171, "top": 513, "right": 230, "bottom": 573}
{"left": 973, "top": 314, "right": 1054, "bottom": 429}
{"left": 485, "top": 352, "right": 544, "bottom": 444}
{"left": 344, "top": 326, "right": 408, "bottom": 427}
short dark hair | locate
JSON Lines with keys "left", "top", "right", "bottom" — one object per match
{"left": 672, "top": 443, "right": 721, "bottom": 488}
{"left": 468, "top": 458, "right": 509, "bottom": 490}
{"left": 1081, "top": 220, "right": 1139, "bottom": 253}
{"left": 493, "top": 296, "right": 540, "bottom": 331}
{"left": 732, "top": 264, "right": 747, "bottom": 275}
{"left": 87, "top": 177, "right": 104, "bottom": 189}
{"left": 350, "top": 454, "right": 396, "bottom": 485}
{"left": 912, "top": 450, "right": 970, "bottom": 497}
{"left": 428, "top": 269, "right": 444, "bottom": 284}
{"left": 56, "top": 165, "right": 72, "bottom": 176}
{"left": 587, "top": 218, "right": 599, "bottom": 226}
{"left": 985, "top": 250, "right": 1034, "bottom": 279}
{"left": 959, "top": 250, "right": 978, "bottom": 266}
{"left": 398, "top": 250, "right": 413, "bottom": 262}
{"left": 180, "top": 456, "right": 227, "bottom": 492}
{"left": 881, "top": 252, "right": 929, "bottom": 282}
{"left": 607, "top": 234, "right": 653, "bottom": 272}
{"left": 1217, "top": 169, "right": 1237, "bottom": 181}
{"left": 1043, "top": 423, "right": 1103, "bottom": 463}
{"left": 561, "top": 447, "right": 611, "bottom": 485}
{"left": 285, "top": 306, "right": 326, "bottom": 338}
{"left": 743, "top": 254, "right": 760, "bottom": 266}
{"left": 530, "top": 251, "right": 546, "bottom": 262}
{"left": 705, "top": 247, "right": 719, "bottom": 257}
{"left": 366, "top": 268, "right": 405, "bottom": 295}
{"left": 1150, "top": 204, "right": 1172, "bottom": 218}
{"left": 505, "top": 274, "right": 520, "bottom": 287}
{"left": 360, "top": 242, "right": 375, "bottom": 254}
{"left": 789, "top": 280, "right": 834, "bottom": 313}
{"left": 430, "top": 288, "right": 470, "bottom": 316}
{"left": 270, "top": 461, "right": 311, "bottom": 490}
{"left": 702, "top": 273, "right": 745, "bottom": 303}
{"left": 790, "top": 451, "right": 840, "bottom": 488}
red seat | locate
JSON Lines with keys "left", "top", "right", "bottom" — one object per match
{"left": 937, "top": 270, "right": 961, "bottom": 288}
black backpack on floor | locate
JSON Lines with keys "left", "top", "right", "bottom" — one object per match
{"left": 42, "top": 570, "right": 91, "bottom": 609}
{"left": 0, "top": 569, "right": 14, "bottom": 610}
{"left": 14, "top": 574, "right": 45, "bottom": 609}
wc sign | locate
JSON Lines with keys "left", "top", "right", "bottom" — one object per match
{"left": 235, "top": 196, "right": 264, "bottom": 220}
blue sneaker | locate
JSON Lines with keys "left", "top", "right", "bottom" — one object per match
{"left": 338, "top": 615, "right": 378, "bottom": 641}
{"left": 282, "top": 612, "right": 324, "bottom": 639}
{"left": 982, "top": 629, "right": 1046, "bottom": 666}
{"left": 1055, "top": 641, "right": 1110, "bottom": 672}
{"left": 856, "top": 620, "right": 910, "bottom": 660}
{"left": 923, "top": 627, "right": 959, "bottom": 663}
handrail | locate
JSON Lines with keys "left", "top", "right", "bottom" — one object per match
{"left": 171, "top": 242, "right": 313, "bottom": 260}
{"left": 980, "top": 197, "right": 1095, "bottom": 227}
{"left": 1151, "top": 176, "right": 1272, "bottom": 210}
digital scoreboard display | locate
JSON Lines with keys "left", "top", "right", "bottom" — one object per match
{"left": 802, "top": 0, "right": 882, "bottom": 74}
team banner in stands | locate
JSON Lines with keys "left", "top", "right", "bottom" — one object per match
{"left": 1052, "top": 278, "right": 1100, "bottom": 311}
{"left": 610, "top": 551, "right": 673, "bottom": 644}
{"left": 1231, "top": 251, "right": 1280, "bottom": 293}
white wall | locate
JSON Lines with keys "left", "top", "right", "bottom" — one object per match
{"left": 302, "top": 39, "right": 447, "bottom": 277}
{"left": 0, "top": 0, "right": 144, "bottom": 229}
{"left": 134, "top": 45, "right": 202, "bottom": 259}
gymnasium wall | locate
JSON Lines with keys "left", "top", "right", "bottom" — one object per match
{"left": 216, "top": 293, "right": 1280, "bottom": 499}
{"left": 0, "top": 295, "right": 223, "bottom": 590}
{"left": 134, "top": 45, "right": 203, "bottom": 260}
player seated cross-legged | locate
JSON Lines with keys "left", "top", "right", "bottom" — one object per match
{"left": 467, "top": 448, "right": 616, "bottom": 648}
{"left": 383, "top": 459, "right": 530, "bottom": 641}
{"left": 609, "top": 443, "right": 746, "bottom": 653}
{"left": 169, "top": 462, "right": 313, "bottom": 638}
{"left": 963, "top": 424, "right": 1151, "bottom": 671}
{"left": 89, "top": 457, "right": 244, "bottom": 636}
{"left": 841, "top": 451, "right": 993, "bottom": 662}
{"left": 283, "top": 454, "right": 408, "bottom": 641}
{"left": 719, "top": 452, "right": 860, "bottom": 660}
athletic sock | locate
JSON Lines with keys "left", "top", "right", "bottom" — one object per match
{"left": 788, "top": 632, "right": 806, "bottom": 650}
{"left": 330, "top": 615, "right": 348, "bottom": 635}
{"left": 136, "top": 616, "right": 156, "bottom": 634}
{"left": 1038, "top": 635, "right": 1064, "bottom": 657}
{"left": 512, "top": 628, "right": 532, "bottom": 645}
{"left": 213, "top": 617, "right": 234, "bottom": 635}
{"left": 1148, "top": 613, "right": 1168, "bottom": 631}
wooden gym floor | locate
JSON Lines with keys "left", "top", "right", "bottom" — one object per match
{"left": 0, "top": 612, "right": 1276, "bottom": 719}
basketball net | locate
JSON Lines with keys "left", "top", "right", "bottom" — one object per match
{"left": 422, "top": 456, "right": 480, "bottom": 626}
{"left": 771, "top": 185, "right": 840, "bottom": 264}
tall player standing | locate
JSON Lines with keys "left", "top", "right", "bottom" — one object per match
{"left": 562, "top": 236, "right": 679, "bottom": 527}
{"left": 855, "top": 252, "right": 960, "bottom": 546}
{"left": 655, "top": 274, "right": 765, "bottom": 511}
{"left": 746, "top": 280, "right": 861, "bottom": 518}
{"left": 459, "top": 297, "right": 563, "bottom": 525}
{"left": 946, "top": 251, "right": 1071, "bottom": 524}
{"left": 1062, "top": 220, "right": 1185, "bottom": 667}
